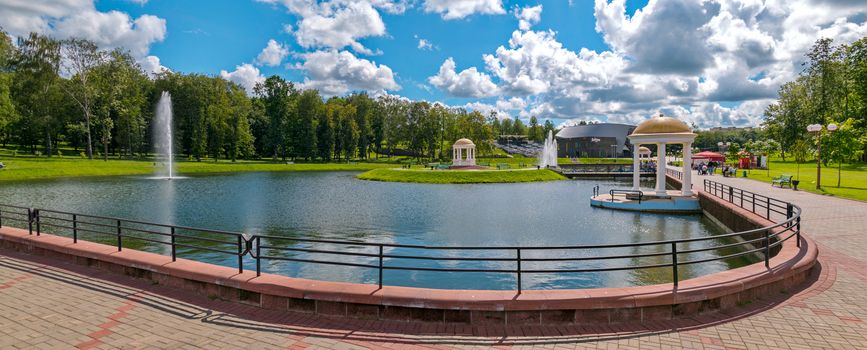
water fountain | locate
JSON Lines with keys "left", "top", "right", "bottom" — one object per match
{"left": 154, "top": 91, "right": 174, "bottom": 179}
{"left": 538, "top": 130, "right": 558, "bottom": 168}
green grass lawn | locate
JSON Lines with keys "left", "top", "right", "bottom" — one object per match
{"left": 356, "top": 168, "right": 566, "bottom": 184}
{"left": 0, "top": 156, "right": 396, "bottom": 182}
{"left": 737, "top": 158, "right": 867, "bottom": 201}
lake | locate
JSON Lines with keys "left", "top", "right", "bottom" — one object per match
{"left": 0, "top": 171, "right": 754, "bottom": 290}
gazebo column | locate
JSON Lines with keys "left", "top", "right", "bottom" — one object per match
{"left": 682, "top": 142, "right": 693, "bottom": 196}
{"left": 655, "top": 143, "right": 667, "bottom": 195}
{"left": 632, "top": 144, "right": 640, "bottom": 191}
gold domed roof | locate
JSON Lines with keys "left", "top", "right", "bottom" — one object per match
{"left": 638, "top": 146, "right": 651, "bottom": 154}
{"left": 454, "top": 138, "right": 474, "bottom": 146}
{"left": 631, "top": 114, "right": 692, "bottom": 135}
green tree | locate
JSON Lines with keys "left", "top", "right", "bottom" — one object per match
{"left": 254, "top": 75, "right": 295, "bottom": 160}
{"left": 11, "top": 33, "right": 61, "bottom": 155}
{"left": 290, "top": 89, "right": 321, "bottom": 160}
{"left": 824, "top": 118, "right": 866, "bottom": 187}
{"left": 790, "top": 139, "right": 810, "bottom": 180}
{"left": 61, "top": 38, "right": 106, "bottom": 159}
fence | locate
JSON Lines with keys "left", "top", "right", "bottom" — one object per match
{"left": 0, "top": 182, "right": 801, "bottom": 291}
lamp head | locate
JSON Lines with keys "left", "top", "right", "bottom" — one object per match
{"left": 827, "top": 123, "right": 838, "bottom": 132}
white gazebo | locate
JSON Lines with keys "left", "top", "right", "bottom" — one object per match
{"left": 452, "top": 138, "right": 476, "bottom": 166}
{"left": 627, "top": 114, "right": 696, "bottom": 196}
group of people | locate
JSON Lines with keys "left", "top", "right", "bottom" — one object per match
{"left": 693, "top": 161, "right": 737, "bottom": 177}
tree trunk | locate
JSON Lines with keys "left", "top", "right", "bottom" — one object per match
{"left": 45, "top": 130, "right": 52, "bottom": 157}
{"left": 838, "top": 161, "right": 842, "bottom": 188}
{"left": 84, "top": 111, "right": 94, "bottom": 160}
{"left": 103, "top": 139, "right": 108, "bottom": 161}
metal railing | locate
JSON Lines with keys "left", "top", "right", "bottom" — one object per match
{"left": 609, "top": 189, "right": 644, "bottom": 204}
{"left": 666, "top": 167, "right": 683, "bottom": 180}
{"left": 0, "top": 184, "right": 802, "bottom": 290}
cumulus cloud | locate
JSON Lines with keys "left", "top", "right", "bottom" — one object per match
{"left": 0, "top": 0, "right": 166, "bottom": 59}
{"left": 514, "top": 5, "right": 543, "bottom": 31}
{"left": 423, "top": 0, "right": 506, "bottom": 20}
{"left": 415, "top": 35, "right": 436, "bottom": 50}
{"left": 428, "top": 57, "right": 499, "bottom": 98}
{"left": 255, "top": 39, "right": 289, "bottom": 67}
{"left": 462, "top": 101, "right": 511, "bottom": 119}
{"left": 295, "top": 50, "right": 400, "bottom": 96}
{"left": 258, "top": 0, "right": 405, "bottom": 55}
{"left": 139, "top": 55, "right": 169, "bottom": 77}
{"left": 220, "top": 64, "right": 265, "bottom": 95}
{"left": 427, "top": 0, "right": 867, "bottom": 128}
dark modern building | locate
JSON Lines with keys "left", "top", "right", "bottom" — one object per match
{"left": 555, "top": 123, "right": 637, "bottom": 158}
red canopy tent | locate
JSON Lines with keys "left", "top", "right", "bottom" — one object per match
{"left": 692, "top": 151, "right": 726, "bottom": 163}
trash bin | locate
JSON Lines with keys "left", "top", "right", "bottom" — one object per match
{"left": 742, "top": 170, "right": 747, "bottom": 177}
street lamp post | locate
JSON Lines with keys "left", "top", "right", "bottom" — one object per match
{"left": 807, "top": 123, "right": 838, "bottom": 189}
{"left": 717, "top": 141, "right": 731, "bottom": 154}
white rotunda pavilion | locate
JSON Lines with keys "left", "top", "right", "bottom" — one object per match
{"left": 452, "top": 138, "right": 476, "bottom": 166}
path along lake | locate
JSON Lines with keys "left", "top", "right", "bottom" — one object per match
{"left": 0, "top": 171, "right": 755, "bottom": 290}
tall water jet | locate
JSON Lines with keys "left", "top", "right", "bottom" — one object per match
{"left": 538, "top": 130, "right": 558, "bottom": 168}
{"left": 154, "top": 91, "right": 174, "bottom": 179}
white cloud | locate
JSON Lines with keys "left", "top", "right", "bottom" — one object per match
{"left": 462, "top": 101, "right": 511, "bottom": 120}
{"left": 415, "top": 35, "right": 435, "bottom": 50}
{"left": 255, "top": 39, "right": 289, "bottom": 67}
{"left": 428, "top": 57, "right": 499, "bottom": 98}
{"left": 496, "top": 97, "right": 527, "bottom": 111}
{"left": 139, "top": 55, "right": 169, "bottom": 77}
{"left": 259, "top": 0, "right": 406, "bottom": 55}
{"left": 296, "top": 50, "right": 400, "bottom": 96}
{"left": 220, "top": 64, "right": 265, "bottom": 95}
{"left": 514, "top": 5, "right": 543, "bottom": 31}
{"left": 0, "top": 1, "right": 166, "bottom": 59}
{"left": 431, "top": 0, "right": 867, "bottom": 128}
{"left": 423, "top": 0, "right": 506, "bottom": 20}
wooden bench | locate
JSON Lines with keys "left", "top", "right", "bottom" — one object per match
{"left": 771, "top": 174, "right": 793, "bottom": 188}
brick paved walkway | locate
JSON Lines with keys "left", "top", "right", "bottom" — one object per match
{"left": 2, "top": 172, "right": 867, "bottom": 349}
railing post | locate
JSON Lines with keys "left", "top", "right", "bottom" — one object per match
{"left": 796, "top": 216, "right": 801, "bottom": 248}
{"left": 728, "top": 187, "right": 734, "bottom": 203}
{"left": 72, "top": 214, "right": 78, "bottom": 243}
{"left": 764, "top": 229, "right": 770, "bottom": 268}
{"left": 378, "top": 245, "right": 384, "bottom": 289}
{"left": 116, "top": 220, "right": 122, "bottom": 251}
{"left": 237, "top": 235, "right": 243, "bottom": 274}
{"left": 35, "top": 209, "right": 40, "bottom": 236}
{"left": 256, "top": 236, "right": 261, "bottom": 276}
{"left": 516, "top": 248, "right": 522, "bottom": 293}
{"left": 786, "top": 204, "right": 793, "bottom": 228}
{"left": 170, "top": 227, "right": 176, "bottom": 261}
{"left": 671, "top": 242, "right": 678, "bottom": 288}
{"left": 752, "top": 193, "right": 756, "bottom": 213}
{"left": 27, "top": 208, "right": 32, "bottom": 235}
{"left": 766, "top": 197, "right": 771, "bottom": 220}
{"left": 740, "top": 190, "right": 744, "bottom": 207}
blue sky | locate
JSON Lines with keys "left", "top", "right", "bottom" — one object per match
{"left": 2, "top": 0, "right": 866, "bottom": 128}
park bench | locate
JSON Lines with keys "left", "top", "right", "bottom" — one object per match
{"left": 436, "top": 164, "right": 450, "bottom": 170}
{"left": 496, "top": 163, "right": 510, "bottom": 170}
{"left": 427, "top": 162, "right": 439, "bottom": 169}
{"left": 771, "top": 174, "right": 793, "bottom": 188}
